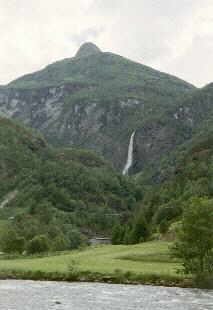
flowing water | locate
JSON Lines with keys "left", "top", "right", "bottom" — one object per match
{"left": 123, "top": 131, "right": 135, "bottom": 175}
{"left": 0, "top": 280, "right": 212, "bottom": 310}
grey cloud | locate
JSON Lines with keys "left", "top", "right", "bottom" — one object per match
{"left": 71, "top": 27, "right": 105, "bottom": 46}
{"left": 163, "top": 34, "right": 213, "bottom": 87}
{"left": 0, "top": 0, "right": 212, "bottom": 86}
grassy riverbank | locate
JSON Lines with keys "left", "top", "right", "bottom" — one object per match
{"left": 0, "top": 241, "right": 192, "bottom": 287}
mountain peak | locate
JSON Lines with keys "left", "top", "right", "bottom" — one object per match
{"left": 75, "top": 42, "right": 102, "bottom": 58}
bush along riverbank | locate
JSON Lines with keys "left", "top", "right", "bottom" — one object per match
{"left": 0, "top": 268, "right": 193, "bottom": 288}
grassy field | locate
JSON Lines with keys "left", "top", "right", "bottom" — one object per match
{"left": 0, "top": 241, "right": 191, "bottom": 287}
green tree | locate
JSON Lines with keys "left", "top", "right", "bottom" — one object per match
{"left": 123, "top": 225, "right": 132, "bottom": 244}
{"left": 172, "top": 197, "right": 213, "bottom": 276}
{"left": 27, "top": 234, "right": 50, "bottom": 254}
{"left": 129, "top": 212, "right": 149, "bottom": 244}
{"left": 52, "top": 233, "right": 68, "bottom": 251}
{"left": 111, "top": 224, "right": 125, "bottom": 244}
{"left": 0, "top": 228, "right": 25, "bottom": 254}
{"left": 159, "top": 219, "right": 169, "bottom": 234}
{"left": 66, "top": 228, "right": 86, "bottom": 249}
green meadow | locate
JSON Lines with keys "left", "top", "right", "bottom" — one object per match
{"left": 0, "top": 241, "right": 191, "bottom": 287}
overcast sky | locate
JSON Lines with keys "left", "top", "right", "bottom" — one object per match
{"left": 0, "top": 0, "right": 212, "bottom": 87}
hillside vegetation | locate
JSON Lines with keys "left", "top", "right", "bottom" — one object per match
{"left": 0, "top": 116, "right": 139, "bottom": 253}
{"left": 134, "top": 132, "right": 213, "bottom": 238}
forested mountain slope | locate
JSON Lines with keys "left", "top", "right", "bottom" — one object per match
{"left": 0, "top": 117, "right": 138, "bottom": 239}
{"left": 135, "top": 82, "right": 213, "bottom": 182}
{"left": 137, "top": 131, "right": 213, "bottom": 236}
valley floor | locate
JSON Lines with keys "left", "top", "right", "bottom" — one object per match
{"left": 0, "top": 241, "right": 192, "bottom": 287}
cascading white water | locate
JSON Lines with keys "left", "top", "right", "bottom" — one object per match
{"left": 122, "top": 131, "right": 135, "bottom": 175}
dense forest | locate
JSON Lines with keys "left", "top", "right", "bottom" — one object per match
{"left": 0, "top": 117, "right": 140, "bottom": 253}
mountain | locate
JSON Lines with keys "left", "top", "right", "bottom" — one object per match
{"left": 174, "top": 83, "right": 213, "bottom": 135}
{"left": 133, "top": 83, "right": 213, "bottom": 230}
{"left": 75, "top": 42, "right": 102, "bottom": 58}
{"left": 0, "top": 42, "right": 196, "bottom": 174}
{"left": 0, "top": 116, "right": 138, "bottom": 238}
{"left": 139, "top": 132, "right": 213, "bottom": 233}
{"left": 135, "top": 82, "right": 213, "bottom": 182}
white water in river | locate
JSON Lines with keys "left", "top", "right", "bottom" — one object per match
{"left": 1, "top": 280, "right": 213, "bottom": 310}
{"left": 123, "top": 131, "right": 135, "bottom": 175}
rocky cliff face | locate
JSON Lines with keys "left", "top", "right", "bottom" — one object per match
{"left": 0, "top": 85, "right": 144, "bottom": 170}
{"left": 0, "top": 43, "right": 197, "bottom": 173}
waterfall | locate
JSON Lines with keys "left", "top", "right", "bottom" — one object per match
{"left": 122, "top": 131, "right": 135, "bottom": 175}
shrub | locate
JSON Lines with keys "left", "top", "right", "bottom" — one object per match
{"left": 52, "top": 234, "right": 68, "bottom": 251}
{"left": 129, "top": 212, "right": 149, "bottom": 244}
{"left": 0, "top": 228, "right": 25, "bottom": 254}
{"left": 172, "top": 197, "right": 213, "bottom": 278}
{"left": 27, "top": 234, "right": 50, "bottom": 254}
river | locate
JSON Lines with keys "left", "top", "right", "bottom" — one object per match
{"left": 0, "top": 280, "right": 212, "bottom": 309}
